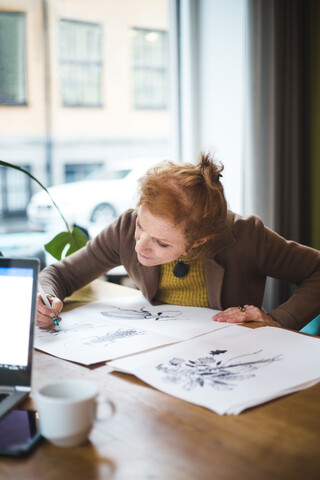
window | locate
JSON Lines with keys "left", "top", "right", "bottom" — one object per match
{"left": 59, "top": 19, "right": 102, "bottom": 107}
{"left": 0, "top": 12, "right": 26, "bottom": 105}
{"left": 64, "top": 162, "right": 103, "bottom": 183}
{"left": 0, "top": 0, "right": 173, "bottom": 232}
{"left": 131, "top": 28, "right": 168, "bottom": 109}
{"left": 0, "top": 165, "right": 31, "bottom": 217}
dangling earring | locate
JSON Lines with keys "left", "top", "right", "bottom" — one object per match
{"left": 172, "top": 259, "right": 189, "bottom": 278}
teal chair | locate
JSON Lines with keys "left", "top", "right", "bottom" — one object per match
{"left": 300, "top": 315, "right": 320, "bottom": 335}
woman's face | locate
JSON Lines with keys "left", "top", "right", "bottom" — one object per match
{"left": 134, "top": 205, "right": 188, "bottom": 267}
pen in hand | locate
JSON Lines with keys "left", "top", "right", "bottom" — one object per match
{"left": 38, "top": 282, "right": 60, "bottom": 328}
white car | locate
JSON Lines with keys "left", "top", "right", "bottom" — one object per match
{"left": 27, "top": 160, "right": 158, "bottom": 236}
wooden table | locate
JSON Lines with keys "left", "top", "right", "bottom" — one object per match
{"left": 1, "top": 280, "right": 319, "bottom": 480}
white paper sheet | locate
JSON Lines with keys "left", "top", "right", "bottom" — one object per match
{"left": 35, "top": 295, "right": 228, "bottom": 365}
{"left": 68, "top": 295, "right": 225, "bottom": 339}
{"left": 109, "top": 326, "right": 320, "bottom": 415}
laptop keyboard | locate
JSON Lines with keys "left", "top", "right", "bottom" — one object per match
{"left": 0, "top": 393, "right": 8, "bottom": 403}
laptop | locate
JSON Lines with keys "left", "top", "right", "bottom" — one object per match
{"left": 0, "top": 257, "right": 40, "bottom": 419}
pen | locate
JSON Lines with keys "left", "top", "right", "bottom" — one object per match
{"left": 38, "top": 282, "right": 60, "bottom": 328}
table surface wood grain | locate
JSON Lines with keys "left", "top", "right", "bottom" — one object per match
{"left": 1, "top": 280, "right": 319, "bottom": 480}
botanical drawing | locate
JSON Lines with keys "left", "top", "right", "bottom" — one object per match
{"left": 84, "top": 328, "right": 145, "bottom": 347}
{"left": 156, "top": 349, "right": 283, "bottom": 391}
{"left": 37, "top": 324, "right": 145, "bottom": 348}
{"left": 100, "top": 306, "right": 182, "bottom": 321}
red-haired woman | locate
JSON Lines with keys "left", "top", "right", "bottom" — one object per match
{"left": 37, "top": 153, "right": 320, "bottom": 332}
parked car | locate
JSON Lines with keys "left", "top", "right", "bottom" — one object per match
{"left": 27, "top": 159, "right": 159, "bottom": 236}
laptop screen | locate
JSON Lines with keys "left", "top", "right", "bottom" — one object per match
{"left": 0, "top": 258, "right": 39, "bottom": 387}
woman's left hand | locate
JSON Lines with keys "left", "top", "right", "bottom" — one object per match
{"left": 212, "top": 305, "right": 280, "bottom": 327}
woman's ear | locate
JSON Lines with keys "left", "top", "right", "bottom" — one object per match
{"left": 192, "top": 236, "right": 210, "bottom": 249}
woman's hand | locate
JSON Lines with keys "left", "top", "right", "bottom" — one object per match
{"left": 212, "top": 305, "right": 280, "bottom": 327}
{"left": 36, "top": 294, "right": 63, "bottom": 329}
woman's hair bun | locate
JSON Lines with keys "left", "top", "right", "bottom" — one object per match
{"left": 198, "top": 152, "right": 224, "bottom": 185}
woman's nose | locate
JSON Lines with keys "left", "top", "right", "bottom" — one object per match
{"left": 136, "top": 232, "right": 151, "bottom": 252}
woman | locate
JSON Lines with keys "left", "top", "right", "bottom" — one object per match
{"left": 37, "top": 153, "right": 320, "bottom": 331}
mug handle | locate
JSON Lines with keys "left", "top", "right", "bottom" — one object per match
{"left": 95, "top": 395, "right": 116, "bottom": 423}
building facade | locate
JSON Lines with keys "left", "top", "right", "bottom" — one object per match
{"left": 0, "top": 0, "right": 171, "bottom": 218}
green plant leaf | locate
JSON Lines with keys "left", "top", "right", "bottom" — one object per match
{"left": 44, "top": 226, "right": 89, "bottom": 260}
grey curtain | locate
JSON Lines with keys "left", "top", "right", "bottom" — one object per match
{"left": 244, "top": 0, "right": 314, "bottom": 310}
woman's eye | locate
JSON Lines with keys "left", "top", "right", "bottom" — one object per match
{"left": 157, "top": 240, "right": 169, "bottom": 248}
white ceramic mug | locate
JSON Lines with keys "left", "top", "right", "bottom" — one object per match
{"left": 35, "top": 379, "right": 115, "bottom": 447}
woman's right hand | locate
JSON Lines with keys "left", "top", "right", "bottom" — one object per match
{"left": 36, "top": 294, "right": 63, "bottom": 329}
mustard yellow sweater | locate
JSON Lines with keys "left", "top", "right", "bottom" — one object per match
{"left": 156, "top": 258, "right": 210, "bottom": 307}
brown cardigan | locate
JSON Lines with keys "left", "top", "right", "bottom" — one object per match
{"left": 40, "top": 209, "right": 320, "bottom": 331}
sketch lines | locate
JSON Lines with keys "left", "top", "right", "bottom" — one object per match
{"left": 84, "top": 328, "right": 145, "bottom": 347}
{"left": 156, "top": 349, "right": 283, "bottom": 391}
{"left": 100, "top": 306, "right": 182, "bottom": 321}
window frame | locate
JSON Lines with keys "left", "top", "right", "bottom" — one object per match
{"left": 131, "top": 27, "right": 169, "bottom": 110}
{"left": 0, "top": 11, "right": 27, "bottom": 106}
{"left": 58, "top": 18, "right": 103, "bottom": 108}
